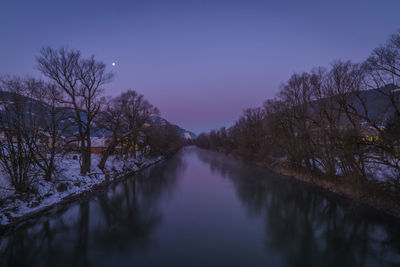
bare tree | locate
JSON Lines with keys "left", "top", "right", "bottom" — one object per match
{"left": 233, "top": 108, "right": 266, "bottom": 160}
{"left": 365, "top": 30, "right": 400, "bottom": 100}
{"left": 0, "top": 77, "right": 37, "bottom": 192}
{"left": 37, "top": 47, "right": 113, "bottom": 175}
{"left": 146, "top": 123, "right": 185, "bottom": 157}
{"left": 0, "top": 76, "right": 72, "bottom": 192}
{"left": 24, "top": 79, "right": 71, "bottom": 181}
{"left": 96, "top": 90, "right": 159, "bottom": 171}
{"left": 351, "top": 31, "right": 400, "bottom": 172}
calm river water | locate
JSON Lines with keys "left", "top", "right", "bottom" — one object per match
{"left": 1, "top": 146, "right": 400, "bottom": 266}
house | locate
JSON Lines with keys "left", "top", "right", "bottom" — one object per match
{"left": 90, "top": 137, "right": 109, "bottom": 154}
{"left": 65, "top": 135, "right": 144, "bottom": 154}
{"left": 64, "top": 136, "right": 109, "bottom": 154}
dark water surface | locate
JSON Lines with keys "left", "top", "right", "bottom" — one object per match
{"left": 1, "top": 147, "right": 400, "bottom": 267}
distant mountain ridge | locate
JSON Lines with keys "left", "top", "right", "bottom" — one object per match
{"left": 306, "top": 84, "right": 400, "bottom": 125}
{"left": 0, "top": 91, "right": 197, "bottom": 140}
{"left": 149, "top": 116, "right": 197, "bottom": 140}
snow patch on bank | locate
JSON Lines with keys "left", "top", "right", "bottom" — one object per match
{"left": 0, "top": 153, "right": 163, "bottom": 227}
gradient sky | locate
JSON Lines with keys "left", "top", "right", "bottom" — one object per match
{"left": 0, "top": 0, "right": 399, "bottom": 134}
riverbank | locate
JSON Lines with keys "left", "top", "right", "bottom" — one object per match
{"left": 0, "top": 154, "right": 164, "bottom": 231}
{"left": 264, "top": 161, "right": 400, "bottom": 222}
{"left": 201, "top": 147, "right": 400, "bottom": 222}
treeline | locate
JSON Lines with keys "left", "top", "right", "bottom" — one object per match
{"left": 0, "top": 47, "right": 185, "bottom": 193}
{"left": 196, "top": 31, "right": 400, "bottom": 184}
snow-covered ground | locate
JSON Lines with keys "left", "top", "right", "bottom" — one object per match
{"left": 365, "top": 162, "right": 400, "bottom": 183}
{"left": 0, "top": 153, "right": 163, "bottom": 226}
{"left": 301, "top": 156, "right": 400, "bottom": 184}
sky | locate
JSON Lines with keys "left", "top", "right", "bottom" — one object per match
{"left": 0, "top": 0, "right": 399, "bottom": 134}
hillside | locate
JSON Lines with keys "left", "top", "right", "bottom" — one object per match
{"left": 149, "top": 116, "right": 197, "bottom": 140}
{"left": 307, "top": 84, "right": 399, "bottom": 125}
{"left": 0, "top": 91, "right": 196, "bottom": 140}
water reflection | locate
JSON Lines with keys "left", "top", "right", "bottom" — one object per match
{"left": 1, "top": 147, "right": 400, "bottom": 266}
{"left": 196, "top": 148, "right": 400, "bottom": 266}
{"left": 0, "top": 154, "right": 186, "bottom": 267}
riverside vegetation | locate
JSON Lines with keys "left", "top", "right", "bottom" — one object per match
{"left": 0, "top": 47, "right": 186, "bottom": 227}
{"left": 196, "top": 30, "right": 400, "bottom": 219}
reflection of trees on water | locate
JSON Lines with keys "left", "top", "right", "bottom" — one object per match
{"left": 196, "top": 148, "right": 400, "bottom": 267}
{"left": 0, "top": 155, "right": 186, "bottom": 267}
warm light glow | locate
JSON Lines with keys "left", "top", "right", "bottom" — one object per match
{"left": 112, "top": 62, "right": 116, "bottom": 67}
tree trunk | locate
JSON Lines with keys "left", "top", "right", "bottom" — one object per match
{"left": 98, "top": 139, "right": 117, "bottom": 171}
{"left": 44, "top": 169, "right": 52, "bottom": 182}
{"left": 80, "top": 133, "right": 92, "bottom": 175}
{"left": 80, "top": 138, "right": 87, "bottom": 175}
{"left": 86, "top": 132, "right": 91, "bottom": 172}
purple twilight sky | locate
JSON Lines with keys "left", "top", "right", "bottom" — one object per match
{"left": 0, "top": 0, "right": 399, "bottom": 134}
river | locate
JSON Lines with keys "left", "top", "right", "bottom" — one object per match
{"left": 1, "top": 146, "right": 400, "bottom": 266}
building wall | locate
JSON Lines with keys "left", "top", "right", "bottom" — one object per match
{"left": 90, "top": 147, "right": 104, "bottom": 154}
